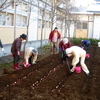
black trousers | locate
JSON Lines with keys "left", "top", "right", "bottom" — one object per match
{"left": 28, "top": 55, "right": 33, "bottom": 65}
{"left": 62, "top": 51, "right": 66, "bottom": 61}
{"left": 13, "top": 54, "right": 20, "bottom": 64}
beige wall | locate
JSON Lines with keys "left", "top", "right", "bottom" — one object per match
{"left": 38, "top": 28, "right": 51, "bottom": 40}
{"left": 76, "top": 29, "right": 87, "bottom": 38}
{"left": 0, "top": 27, "right": 27, "bottom": 44}
{"left": 1, "top": 27, "right": 64, "bottom": 44}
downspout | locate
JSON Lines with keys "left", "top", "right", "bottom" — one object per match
{"left": 14, "top": 0, "right": 17, "bottom": 40}
{"left": 92, "top": 13, "right": 95, "bottom": 38}
{"left": 87, "top": 15, "right": 89, "bottom": 38}
{"left": 37, "top": 0, "right": 39, "bottom": 40}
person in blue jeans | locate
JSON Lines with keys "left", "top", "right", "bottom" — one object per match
{"left": 81, "top": 40, "right": 91, "bottom": 51}
{"left": 59, "top": 38, "right": 71, "bottom": 63}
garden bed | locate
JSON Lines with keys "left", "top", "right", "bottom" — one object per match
{"left": 0, "top": 46, "right": 100, "bottom": 100}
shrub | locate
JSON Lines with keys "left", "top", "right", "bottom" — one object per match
{"left": 43, "top": 43, "right": 50, "bottom": 50}
{"left": 71, "top": 37, "right": 100, "bottom": 46}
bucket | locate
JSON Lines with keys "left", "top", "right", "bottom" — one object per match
{"left": 85, "top": 54, "right": 90, "bottom": 58}
{"left": 74, "top": 66, "right": 81, "bottom": 73}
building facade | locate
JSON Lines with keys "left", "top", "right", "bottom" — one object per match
{"left": 0, "top": 0, "right": 65, "bottom": 44}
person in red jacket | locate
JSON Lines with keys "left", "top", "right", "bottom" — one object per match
{"left": 59, "top": 38, "right": 71, "bottom": 63}
{"left": 49, "top": 27, "right": 61, "bottom": 54}
{"left": 11, "top": 34, "right": 27, "bottom": 70}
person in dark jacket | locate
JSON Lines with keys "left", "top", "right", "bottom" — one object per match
{"left": 81, "top": 40, "right": 91, "bottom": 51}
{"left": 49, "top": 27, "right": 61, "bottom": 54}
{"left": 11, "top": 34, "right": 27, "bottom": 70}
{"left": 0, "top": 39, "right": 5, "bottom": 52}
{"left": 59, "top": 38, "right": 71, "bottom": 63}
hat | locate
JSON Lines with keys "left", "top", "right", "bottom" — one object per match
{"left": 20, "top": 34, "right": 27, "bottom": 40}
{"left": 66, "top": 48, "right": 72, "bottom": 54}
{"left": 32, "top": 48, "right": 38, "bottom": 54}
{"left": 54, "top": 27, "right": 58, "bottom": 29}
{"left": 81, "top": 40, "right": 83, "bottom": 42}
{"left": 63, "top": 38, "right": 68, "bottom": 44}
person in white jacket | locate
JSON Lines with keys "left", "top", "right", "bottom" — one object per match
{"left": 24, "top": 47, "right": 38, "bottom": 68}
{"left": 0, "top": 39, "right": 5, "bottom": 52}
{"left": 65, "top": 46, "right": 90, "bottom": 76}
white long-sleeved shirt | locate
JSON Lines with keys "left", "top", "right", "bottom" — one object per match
{"left": 24, "top": 47, "right": 38, "bottom": 64}
{"left": 66, "top": 46, "right": 89, "bottom": 74}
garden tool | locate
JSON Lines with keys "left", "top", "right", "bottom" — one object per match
{"left": 19, "top": 59, "right": 24, "bottom": 66}
{"left": 66, "top": 58, "right": 71, "bottom": 73}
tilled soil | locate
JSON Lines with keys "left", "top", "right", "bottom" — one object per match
{"left": 0, "top": 46, "right": 100, "bottom": 100}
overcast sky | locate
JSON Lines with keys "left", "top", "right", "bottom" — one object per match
{"left": 75, "top": 0, "right": 94, "bottom": 6}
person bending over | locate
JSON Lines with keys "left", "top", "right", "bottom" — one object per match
{"left": 65, "top": 46, "right": 90, "bottom": 76}
{"left": 24, "top": 47, "right": 38, "bottom": 68}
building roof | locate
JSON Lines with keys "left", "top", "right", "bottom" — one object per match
{"left": 73, "top": 3, "right": 100, "bottom": 14}
{"left": 87, "top": 3, "right": 100, "bottom": 13}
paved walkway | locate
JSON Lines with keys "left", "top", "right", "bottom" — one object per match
{"left": 0, "top": 55, "right": 13, "bottom": 64}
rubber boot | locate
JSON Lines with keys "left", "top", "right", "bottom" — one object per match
{"left": 16, "top": 63, "right": 21, "bottom": 68}
{"left": 14, "top": 63, "right": 20, "bottom": 70}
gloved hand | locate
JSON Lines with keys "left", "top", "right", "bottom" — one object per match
{"left": 85, "top": 54, "right": 90, "bottom": 58}
{"left": 32, "top": 61, "right": 36, "bottom": 64}
{"left": 59, "top": 47, "right": 62, "bottom": 51}
{"left": 70, "top": 65, "right": 75, "bottom": 72}
{"left": 24, "top": 64, "right": 30, "bottom": 68}
{"left": 81, "top": 47, "right": 84, "bottom": 49}
{"left": 17, "top": 51, "right": 20, "bottom": 55}
{"left": 1, "top": 48, "right": 5, "bottom": 52}
{"left": 11, "top": 53, "right": 14, "bottom": 57}
{"left": 23, "top": 62, "right": 30, "bottom": 66}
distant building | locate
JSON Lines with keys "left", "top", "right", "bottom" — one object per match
{"left": 72, "top": 1, "right": 100, "bottom": 39}
{"left": 0, "top": 0, "right": 64, "bottom": 44}
{"left": 94, "top": 0, "right": 100, "bottom": 1}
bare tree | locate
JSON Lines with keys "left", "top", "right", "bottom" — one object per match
{"left": 0, "top": 0, "right": 14, "bottom": 12}
{"left": 22, "top": 0, "right": 32, "bottom": 59}
{"left": 63, "top": 0, "right": 79, "bottom": 38}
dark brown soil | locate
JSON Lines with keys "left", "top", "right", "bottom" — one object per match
{"left": 0, "top": 46, "right": 100, "bottom": 100}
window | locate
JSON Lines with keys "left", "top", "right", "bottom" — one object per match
{"left": 77, "top": 22, "right": 87, "bottom": 29}
{"left": 6, "top": 14, "right": 12, "bottom": 26}
{"left": 0, "top": 13, "right": 6, "bottom": 25}
{"left": 16, "top": 15, "right": 27, "bottom": 27}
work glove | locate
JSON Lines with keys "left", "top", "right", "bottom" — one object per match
{"left": 85, "top": 54, "right": 90, "bottom": 58}
{"left": 81, "top": 47, "right": 84, "bottom": 49}
{"left": 23, "top": 62, "right": 30, "bottom": 68}
{"left": 70, "top": 65, "right": 75, "bottom": 72}
{"left": 59, "top": 47, "right": 62, "bottom": 51}
{"left": 17, "top": 51, "right": 20, "bottom": 55}
{"left": 1, "top": 48, "right": 5, "bottom": 52}
{"left": 11, "top": 53, "right": 14, "bottom": 57}
{"left": 24, "top": 64, "right": 30, "bottom": 68}
{"left": 32, "top": 61, "right": 36, "bottom": 64}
